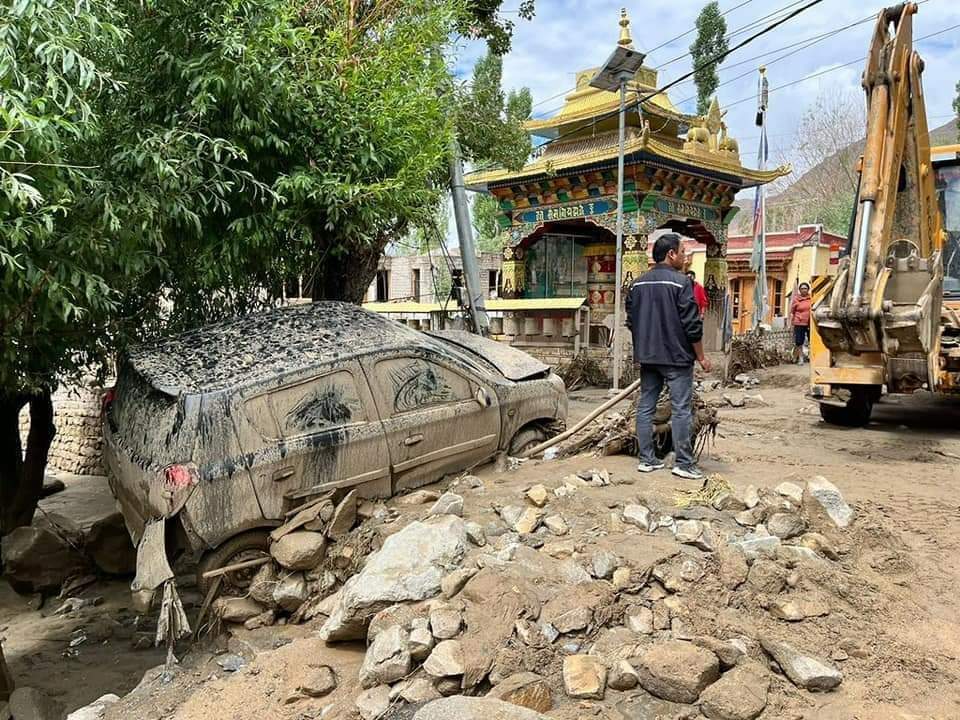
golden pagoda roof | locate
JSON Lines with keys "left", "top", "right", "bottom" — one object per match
{"left": 466, "top": 126, "right": 789, "bottom": 189}
{"left": 466, "top": 8, "right": 789, "bottom": 192}
{"left": 523, "top": 68, "right": 688, "bottom": 139}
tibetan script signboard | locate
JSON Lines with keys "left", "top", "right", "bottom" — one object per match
{"left": 513, "top": 199, "right": 616, "bottom": 226}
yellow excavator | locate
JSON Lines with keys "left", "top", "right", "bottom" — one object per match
{"left": 809, "top": 2, "right": 960, "bottom": 425}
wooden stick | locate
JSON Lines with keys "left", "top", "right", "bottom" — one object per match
{"left": 521, "top": 377, "right": 643, "bottom": 459}
{"left": 201, "top": 555, "right": 271, "bottom": 580}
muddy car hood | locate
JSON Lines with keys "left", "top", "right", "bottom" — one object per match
{"left": 428, "top": 331, "right": 550, "bottom": 381}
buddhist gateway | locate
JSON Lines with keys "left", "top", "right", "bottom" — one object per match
{"left": 463, "top": 9, "right": 789, "bottom": 367}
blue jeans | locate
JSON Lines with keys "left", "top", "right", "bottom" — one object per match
{"left": 636, "top": 364, "right": 696, "bottom": 470}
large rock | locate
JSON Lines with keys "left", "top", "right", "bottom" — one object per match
{"left": 622, "top": 504, "right": 653, "bottom": 531}
{"left": 65, "top": 693, "right": 120, "bottom": 720}
{"left": 429, "top": 492, "right": 464, "bottom": 517}
{"left": 359, "top": 625, "right": 411, "bottom": 689}
{"left": 272, "top": 572, "right": 308, "bottom": 612}
{"left": 562, "top": 655, "right": 606, "bottom": 700}
{"left": 84, "top": 512, "right": 136, "bottom": 575}
{"left": 636, "top": 641, "right": 720, "bottom": 704}
{"left": 423, "top": 640, "right": 465, "bottom": 678}
{"left": 355, "top": 685, "right": 391, "bottom": 720}
{"left": 766, "top": 513, "right": 806, "bottom": 540}
{"left": 607, "top": 660, "right": 640, "bottom": 691}
{"left": 214, "top": 597, "right": 264, "bottom": 623}
{"left": 717, "top": 545, "right": 749, "bottom": 589}
{"left": 414, "top": 697, "right": 551, "bottom": 720}
{"left": 298, "top": 665, "right": 337, "bottom": 698}
{"left": 270, "top": 532, "right": 327, "bottom": 570}
{"left": 805, "top": 476, "right": 854, "bottom": 528}
{"left": 774, "top": 482, "right": 804, "bottom": 504}
{"left": 699, "top": 662, "right": 769, "bottom": 720}
{"left": 728, "top": 533, "right": 780, "bottom": 561}
{"left": 760, "top": 636, "right": 842, "bottom": 691}
{"left": 249, "top": 563, "right": 279, "bottom": 607}
{"left": 319, "top": 516, "right": 468, "bottom": 640}
{"left": 8, "top": 687, "right": 64, "bottom": 720}
{"left": 1, "top": 518, "right": 88, "bottom": 594}
{"left": 486, "top": 672, "right": 553, "bottom": 712}
{"left": 327, "top": 489, "right": 358, "bottom": 538}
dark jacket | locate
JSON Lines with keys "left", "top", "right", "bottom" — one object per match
{"left": 625, "top": 263, "right": 703, "bottom": 366}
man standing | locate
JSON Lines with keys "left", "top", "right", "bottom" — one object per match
{"left": 790, "top": 282, "right": 812, "bottom": 363}
{"left": 686, "top": 270, "right": 709, "bottom": 317}
{"left": 626, "top": 234, "right": 712, "bottom": 480}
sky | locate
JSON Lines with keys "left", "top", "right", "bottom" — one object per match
{"left": 441, "top": 0, "right": 960, "bottom": 246}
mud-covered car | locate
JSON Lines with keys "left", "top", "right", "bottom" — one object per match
{"left": 103, "top": 301, "right": 565, "bottom": 604}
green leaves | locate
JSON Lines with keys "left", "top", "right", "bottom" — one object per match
{"left": 690, "top": 1, "right": 728, "bottom": 116}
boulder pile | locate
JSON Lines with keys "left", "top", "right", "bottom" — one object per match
{"left": 296, "top": 472, "right": 860, "bottom": 720}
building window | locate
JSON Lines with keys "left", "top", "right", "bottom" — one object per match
{"left": 375, "top": 270, "right": 389, "bottom": 302}
{"left": 488, "top": 269, "right": 499, "bottom": 298}
{"left": 731, "top": 278, "right": 741, "bottom": 319}
{"left": 772, "top": 279, "right": 784, "bottom": 317}
{"left": 412, "top": 269, "right": 421, "bottom": 302}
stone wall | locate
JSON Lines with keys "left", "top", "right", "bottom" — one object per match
{"left": 19, "top": 380, "right": 107, "bottom": 476}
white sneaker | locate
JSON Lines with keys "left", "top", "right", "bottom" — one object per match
{"left": 637, "top": 461, "right": 666, "bottom": 473}
{"left": 672, "top": 466, "right": 704, "bottom": 480}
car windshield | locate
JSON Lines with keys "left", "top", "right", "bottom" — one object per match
{"left": 936, "top": 160, "right": 960, "bottom": 296}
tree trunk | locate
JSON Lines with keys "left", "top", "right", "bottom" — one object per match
{"left": 308, "top": 230, "right": 402, "bottom": 304}
{"left": 0, "top": 390, "right": 55, "bottom": 536}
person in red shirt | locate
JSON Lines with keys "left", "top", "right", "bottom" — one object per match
{"left": 790, "top": 282, "right": 812, "bottom": 363}
{"left": 686, "top": 270, "right": 709, "bottom": 317}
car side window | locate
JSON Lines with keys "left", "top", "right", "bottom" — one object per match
{"left": 374, "top": 357, "right": 472, "bottom": 416}
{"left": 247, "top": 371, "right": 367, "bottom": 440}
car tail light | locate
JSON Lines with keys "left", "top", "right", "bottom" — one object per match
{"left": 101, "top": 387, "right": 116, "bottom": 416}
{"left": 163, "top": 463, "right": 199, "bottom": 491}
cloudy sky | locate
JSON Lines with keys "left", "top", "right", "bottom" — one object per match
{"left": 453, "top": 0, "right": 960, "bottom": 178}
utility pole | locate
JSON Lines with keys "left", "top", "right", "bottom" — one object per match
{"left": 449, "top": 138, "right": 489, "bottom": 336}
{"left": 590, "top": 9, "right": 645, "bottom": 389}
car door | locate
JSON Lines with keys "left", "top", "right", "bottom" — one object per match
{"left": 364, "top": 350, "right": 501, "bottom": 493}
{"left": 236, "top": 362, "right": 391, "bottom": 519}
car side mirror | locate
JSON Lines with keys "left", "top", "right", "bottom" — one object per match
{"left": 475, "top": 387, "right": 493, "bottom": 408}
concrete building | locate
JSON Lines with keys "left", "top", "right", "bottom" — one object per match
{"left": 363, "top": 250, "right": 503, "bottom": 304}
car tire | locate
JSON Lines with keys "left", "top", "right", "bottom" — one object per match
{"left": 196, "top": 529, "right": 271, "bottom": 598}
{"left": 508, "top": 425, "right": 548, "bottom": 456}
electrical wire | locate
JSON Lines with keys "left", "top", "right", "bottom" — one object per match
{"left": 719, "top": 21, "right": 960, "bottom": 110}
{"left": 473, "top": 0, "right": 827, "bottom": 175}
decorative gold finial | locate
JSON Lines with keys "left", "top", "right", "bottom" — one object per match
{"left": 618, "top": 8, "right": 633, "bottom": 47}
{"left": 759, "top": 65, "right": 767, "bottom": 75}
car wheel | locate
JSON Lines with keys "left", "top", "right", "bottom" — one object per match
{"left": 818, "top": 387, "right": 875, "bottom": 427}
{"left": 508, "top": 426, "right": 548, "bottom": 456}
{"left": 196, "top": 529, "right": 271, "bottom": 598}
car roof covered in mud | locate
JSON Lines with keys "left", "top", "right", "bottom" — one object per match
{"left": 125, "top": 302, "right": 446, "bottom": 395}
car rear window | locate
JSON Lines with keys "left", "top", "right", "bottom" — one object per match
{"left": 110, "top": 364, "right": 197, "bottom": 467}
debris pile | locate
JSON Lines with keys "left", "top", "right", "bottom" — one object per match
{"left": 547, "top": 390, "right": 719, "bottom": 460}
{"left": 207, "top": 489, "right": 391, "bottom": 632}
{"left": 726, "top": 331, "right": 785, "bottom": 381}
{"left": 556, "top": 353, "right": 608, "bottom": 391}
{"left": 283, "top": 471, "right": 863, "bottom": 720}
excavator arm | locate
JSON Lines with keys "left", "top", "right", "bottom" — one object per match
{"left": 811, "top": 2, "right": 947, "bottom": 421}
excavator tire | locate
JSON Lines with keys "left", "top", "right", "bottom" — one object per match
{"left": 818, "top": 387, "right": 876, "bottom": 427}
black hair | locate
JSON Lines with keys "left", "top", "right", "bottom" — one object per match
{"left": 686, "top": 270, "right": 696, "bottom": 278}
{"left": 799, "top": 281, "right": 810, "bottom": 290}
{"left": 653, "top": 233, "right": 681, "bottom": 263}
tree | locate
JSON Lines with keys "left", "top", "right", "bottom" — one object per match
{"left": 0, "top": 0, "right": 132, "bottom": 533}
{"left": 690, "top": 2, "right": 728, "bottom": 116}
{"left": 954, "top": 80, "right": 960, "bottom": 140}
{"left": 473, "top": 193, "right": 503, "bottom": 252}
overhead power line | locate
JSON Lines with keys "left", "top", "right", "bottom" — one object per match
{"left": 720, "top": 21, "right": 960, "bottom": 111}
{"left": 473, "top": 0, "right": 827, "bottom": 176}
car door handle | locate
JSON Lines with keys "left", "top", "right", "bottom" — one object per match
{"left": 271, "top": 467, "right": 295, "bottom": 481}
{"left": 404, "top": 434, "right": 424, "bottom": 446}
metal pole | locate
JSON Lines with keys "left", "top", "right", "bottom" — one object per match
{"left": 448, "top": 137, "right": 489, "bottom": 335}
{"left": 612, "top": 78, "right": 627, "bottom": 390}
